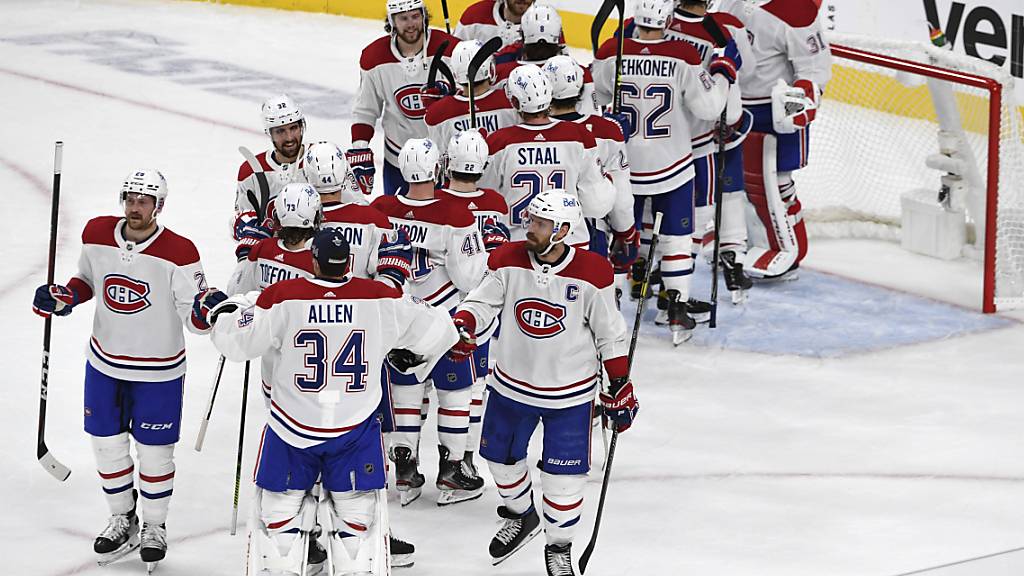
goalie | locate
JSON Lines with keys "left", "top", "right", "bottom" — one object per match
{"left": 717, "top": 0, "right": 832, "bottom": 279}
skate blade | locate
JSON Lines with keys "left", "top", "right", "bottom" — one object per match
{"left": 691, "top": 312, "right": 711, "bottom": 324}
{"left": 146, "top": 560, "right": 158, "bottom": 574}
{"left": 96, "top": 538, "right": 140, "bottom": 567}
{"left": 491, "top": 523, "right": 542, "bottom": 566}
{"left": 399, "top": 487, "right": 422, "bottom": 507}
{"left": 730, "top": 289, "right": 747, "bottom": 305}
{"left": 653, "top": 311, "right": 669, "bottom": 326}
{"left": 391, "top": 553, "right": 414, "bottom": 568}
{"left": 671, "top": 329, "right": 693, "bottom": 346}
{"left": 436, "top": 488, "right": 484, "bottom": 507}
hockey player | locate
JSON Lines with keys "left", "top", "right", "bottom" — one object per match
{"left": 492, "top": 4, "right": 597, "bottom": 116}
{"left": 204, "top": 227, "right": 458, "bottom": 576}
{"left": 448, "top": 190, "right": 638, "bottom": 576}
{"left": 542, "top": 55, "right": 637, "bottom": 291}
{"left": 592, "top": 0, "right": 740, "bottom": 342}
{"left": 349, "top": 0, "right": 459, "bottom": 197}
{"left": 424, "top": 39, "right": 518, "bottom": 157}
{"left": 717, "top": 0, "right": 832, "bottom": 279}
{"left": 371, "top": 138, "right": 492, "bottom": 506}
{"left": 455, "top": 0, "right": 534, "bottom": 47}
{"left": 436, "top": 129, "right": 511, "bottom": 476}
{"left": 235, "top": 94, "right": 308, "bottom": 260}
{"left": 481, "top": 64, "right": 615, "bottom": 248}
{"left": 32, "top": 170, "right": 215, "bottom": 570}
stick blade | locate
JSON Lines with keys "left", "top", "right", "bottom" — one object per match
{"left": 591, "top": 0, "right": 617, "bottom": 55}
{"left": 39, "top": 448, "right": 71, "bottom": 481}
{"left": 578, "top": 540, "right": 596, "bottom": 574}
{"left": 468, "top": 36, "right": 503, "bottom": 80}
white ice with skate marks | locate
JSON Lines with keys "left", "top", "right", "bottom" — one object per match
{"left": 2, "top": 1, "right": 1024, "bottom": 575}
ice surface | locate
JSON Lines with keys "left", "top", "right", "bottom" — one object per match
{"left": 1, "top": 2, "right": 1023, "bottom": 575}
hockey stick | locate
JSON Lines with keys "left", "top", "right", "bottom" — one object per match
{"left": 702, "top": 16, "right": 730, "bottom": 328}
{"left": 239, "top": 146, "right": 271, "bottom": 220}
{"left": 230, "top": 360, "right": 251, "bottom": 535}
{"left": 591, "top": 0, "right": 626, "bottom": 112}
{"left": 37, "top": 141, "right": 71, "bottom": 482}
{"left": 194, "top": 355, "right": 226, "bottom": 452}
{"left": 440, "top": 0, "right": 452, "bottom": 34}
{"left": 467, "top": 36, "right": 503, "bottom": 129}
{"left": 579, "top": 211, "right": 663, "bottom": 574}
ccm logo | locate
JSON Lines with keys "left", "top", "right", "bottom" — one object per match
{"left": 139, "top": 422, "right": 174, "bottom": 430}
{"left": 514, "top": 298, "right": 566, "bottom": 339}
{"left": 394, "top": 84, "right": 427, "bottom": 119}
{"left": 103, "top": 274, "right": 151, "bottom": 314}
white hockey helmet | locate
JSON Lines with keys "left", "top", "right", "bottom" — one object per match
{"left": 634, "top": 0, "right": 675, "bottom": 29}
{"left": 526, "top": 189, "right": 582, "bottom": 247}
{"left": 399, "top": 138, "right": 440, "bottom": 183}
{"left": 302, "top": 141, "right": 359, "bottom": 195}
{"left": 542, "top": 55, "right": 583, "bottom": 100}
{"left": 120, "top": 169, "right": 168, "bottom": 215}
{"left": 386, "top": 0, "right": 427, "bottom": 32}
{"left": 520, "top": 3, "right": 562, "bottom": 45}
{"left": 446, "top": 130, "right": 489, "bottom": 175}
{"left": 451, "top": 39, "right": 496, "bottom": 85}
{"left": 261, "top": 94, "right": 305, "bottom": 133}
{"left": 275, "top": 182, "right": 322, "bottom": 228}
{"left": 505, "top": 64, "right": 553, "bottom": 114}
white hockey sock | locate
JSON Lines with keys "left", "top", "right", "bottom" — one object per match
{"left": 91, "top": 433, "right": 135, "bottom": 515}
{"left": 656, "top": 234, "right": 693, "bottom": 297}
{"left": 389, "top": 382, "right": 426, "bottom": 453}
{"left": 329, "top": 490, "right": 376, "bottom": 558}
{"left": 488, "top": 460, "right": 534, "bottom": 515}
{"left": 436, "top": 387, "right": 471, "bottom": 459}
{"left": 466, "top": 379, "right": 487, "bottom": 456}
{"left": 692, "top": 204, "right": 716, "bottom": 263}
{"left": 261, "top": 489, "right": 306, "bottom": 557}
{"left": 136, "top": 443, "right": 175, "bottom": 525}
{"left": 540, "top": 472, "right": 586, "bottom": 546}
{"left": 720, "top": 190, "right": 748, "bottom": 255}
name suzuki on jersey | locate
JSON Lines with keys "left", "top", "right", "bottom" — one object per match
{"left": 454, "top": 114, "right": 499, "bottom": 134}
{"left": 307, "top": 303, "right": 355, "bottom": 324}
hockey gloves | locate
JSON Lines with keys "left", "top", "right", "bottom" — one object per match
{"left": 388, "top": 348, "right": 427, "bottom": 372}
{"left": 447, "top": 312, "right": 477, "bottom": 362}
{"left": 33, "top": 284, "right": 79, "bottom": 318}
{"left": 377, "top": 229, "right": 413, "bottom": 288}
{"left": 481, "top": 218, "right": 511, "bottom": 252}
{"left": 603, "top": 111, "right": 632, "bottom": 143}
{"left": 771, "top": 79, "right": 819, "bottom": 133}
{"left": 191, "top": 288, "right": 229, "bottom": 331}
{"left": 609, "top": 226, "right": 640, "bottom": 272}
{"left": 709, "top": 39, "right": 742, "bottom": 85}
{"left": 600, "top": 377, "right": 639, "bottom": 433}
{"left": 233, "top": 215, "right": 274, "bottom": 261}
{"left": 419, "top": 81, "right": 451, "bottom": 111}
{"left": 345, "top": 148, "right": 376, "bottom": 195}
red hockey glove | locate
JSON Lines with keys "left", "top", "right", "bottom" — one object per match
{"left": 447, "top": 313, "right": 477, "bottom": 362}
{"left": 600, "top": 377, "right": 639, "bottom": 433}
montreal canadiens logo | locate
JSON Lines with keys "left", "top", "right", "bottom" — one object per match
{"left": 394, "top": 84, "right": 427, "bottom": 119}
{"left": 103, "top": 274, "right": 151, "bottom": 314}
{"left": 514, "top": 298, "right": 566, "bottom": 339}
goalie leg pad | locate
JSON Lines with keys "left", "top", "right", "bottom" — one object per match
{"left": 91, "top": 432, "right": 136, "bottom": 515}
{"left": 135, "top": 443, "right": 175, "bottom": 525}
{"left": 248, "top": 488, "right": 317, "bottom": 576}
{"left": 435, "top": 387, "right": 472, "bottom": 457}
{"left": 743, "top": 132, "right": 804, "bottom": 277}
{"left": 488, "top": 460, "right": 535, "bottom": 515}
{"left": 328, "top": 490, "right": 376, "bottom": 563}
{"left": 539, "top": 472, "right": 586, "bottom": 546}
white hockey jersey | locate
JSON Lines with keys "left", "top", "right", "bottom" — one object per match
{"left": 370, "top": 195, "right": 487, "bottom": 311}
{"left": 424, "top": 88, "right": 519, "bottom": 156}
{"left": 493, "top": 49, "right": 599, "bottom": 117}
{"left": 211, "top": 277, "right": 458, "bottom": 449}
{"left": 454, "top": 0, "right": 523, "bottom": 48}
{"left": 593, "top": 37, "right": 729, "bottom": 195}
{"left": 456, "top": 242, "right": 628, "bottom": 409}
{"left": 481, "top": 120, "right": 615, "bottom": 245}
{"left": 67, "top": 216, "right": 209, "bottom": 382}
{"left": 320, "top": 201, "right": 396, "bottom": 286}
{"left": 560, "top": 113, "right": 633, "bottom": 234}
{"left": 234, "top": 148, "right": 305, "bottom": 236}
{"left": 351, "top": 30, "right": 459, "bottom": 165}
{"left": 717, "top": 0, "right": 832, "bottom": 105}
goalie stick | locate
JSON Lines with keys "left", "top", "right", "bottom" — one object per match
{"left": 579, "top": 212, "right": 664, "bottom": 574}
{"left": 37, "top": 141, "right": 72, "bottom": 482}
{"left": 701, "top": 15, "right": 731, "bottom": 328}
{"left": 467, "top": 36, "right": 503, "bottom": 129}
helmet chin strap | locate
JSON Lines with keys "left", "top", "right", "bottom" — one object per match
{"left": 537, "top": 222, "right": 568, "bottom": 256}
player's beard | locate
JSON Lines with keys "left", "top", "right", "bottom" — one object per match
{"left": 125, "top": 209, "right": 155, "bottom": 232}
{"left": 525, "top": 231, "right": 549, "bottom": 255}
{"left": 505, "top": 0, "right": 532, "bottom": 19}
{"left": 397, "top": 25, "right": 422, "bottom": 46}
{"left": 275, "top": 136, "right": 302, "bottom": 161}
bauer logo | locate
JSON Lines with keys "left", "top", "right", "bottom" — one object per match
{"left": 394, "top": 84, "right": 427, "bottom": 119}
{"left": 514, "top": 298, "right": 566, "bottom": 339}
{"left": 103, "top": 274, "right": 151, "bottom": 314}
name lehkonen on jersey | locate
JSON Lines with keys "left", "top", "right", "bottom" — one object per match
{"left": 308, "top": 303, "right": 354, "bottom": 324}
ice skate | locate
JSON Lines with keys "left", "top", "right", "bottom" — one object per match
{"left": 390, "top": 534, "right": 415, "bottom": 568}
{"left": 94, "top": 504, "right": 140, "bottom": 567}
{"left": 685, "top": 298, "right": 712, "bottom": 324}
{"left": 545, "top": 543, "right": 575, "bottom": 576}
{"left": 436, "top": 446, "right": 484, "bottom": 506}
{"left": 489, "top": 505, "right": 541, "bottom": 565}
{"left": 390, "top": 446, "right": 424, "bottom": 506}
{"left": 140, "top": 522, "right": 166, "bottom": 573}
{"left": 721, "top": 250, "right": 752, "bottom": 304}
{"left": 665, "top": 289, "right": 696, "bottom": 346}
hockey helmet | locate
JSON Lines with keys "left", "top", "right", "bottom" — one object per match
{"left": 274, "top": 182, "right": 322, "bottom": 229}
{"left": 261, "top": 94, "right": 305, "bottom": 134}
{"left": 520, "top": 3, "right": 562, "bottom": 45}
{"left": 451, "top": 39, "right": 497, "bottom": 85}
{"left": 542, "top": 55, "right": 583, "bottom": 100}
{"left": 526, "top": 189, "right": 582, "bottom": 249}
{"left": 505, "top": 64, "right": 552, "bottom": 113}
{"left": 120, "top": 169, "right": 168, "bottom": 215}
{"left": 399, "top": 138, "right": 440, "bottom": 183}
{"left": 634, "top": 0, "right": 675, "bottom": 29}
{"left": 446, "top": 130, "right": 489, "bottom": 175}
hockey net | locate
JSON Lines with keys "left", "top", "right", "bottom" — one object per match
{"left": 798, "top": 33, "right": 1024, "bottom": 312}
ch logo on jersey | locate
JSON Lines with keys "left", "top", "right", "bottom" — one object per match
{"left": 394, "top": 84, "right": 427, "bottom": 119}
{"left": 514, "top": 298, "right": 567, "bottom": 339}
{"left": 102, "top": 274, "right": 151, "bottom": 314}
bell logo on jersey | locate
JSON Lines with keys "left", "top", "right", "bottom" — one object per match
{"left": 514, "top": 298, "right": 566, "bottom": 339}
{"left": 102, "top": 274, "right": 151, "bottom": 314}
{"left": 394, "top": 84, "right": 427, "bottom": 119}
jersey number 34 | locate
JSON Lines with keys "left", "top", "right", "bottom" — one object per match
{"left": 293, "top": 329, "right": 368, "bottom": 393}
